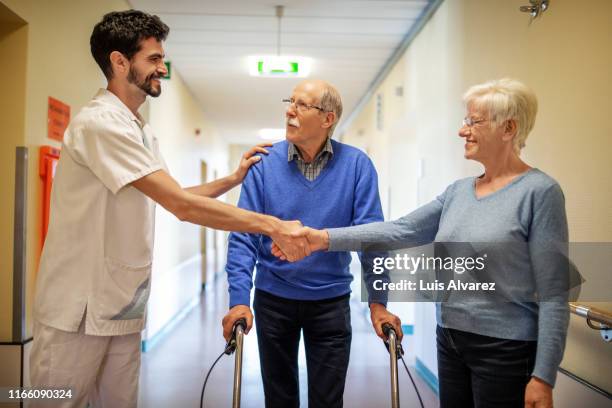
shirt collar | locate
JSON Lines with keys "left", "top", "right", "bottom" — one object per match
{"left": 288, "top": 137, "right": 334, "bottom": 162}
{"left": 94, "top": 88, "right": 146, "bottom": 129}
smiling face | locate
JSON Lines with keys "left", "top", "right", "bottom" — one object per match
{"left": 285, "top": 81, "right": 333, "bottom": 148}
{"left": 459, "top": 102, "right": 510, "bottom": 163}
{"left": 125, "top": 37, "right": 167, "bottom": 97}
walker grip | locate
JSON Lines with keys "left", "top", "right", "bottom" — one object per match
{"left": 225, "top": 318, "right": 247, "bottom": 355}
{"left": 381, "top": 323, "right": 404, "bottom": 359}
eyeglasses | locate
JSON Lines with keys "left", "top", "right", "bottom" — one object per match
{"left": 462, "top": 117, "right": 488, "bottom": 128}
{"left": 282, "top": 98, "right": 328, "bottom": 113}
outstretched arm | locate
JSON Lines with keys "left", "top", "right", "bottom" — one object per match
{"left": 132, "top": 169, "right": 309, "bottom": 261}
{"left": 271, "top": 197, "right": 444, "bottom": 260}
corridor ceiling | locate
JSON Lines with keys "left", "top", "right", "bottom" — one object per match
{"left": 129, "top": 0, "right": 431, "bottom": 143}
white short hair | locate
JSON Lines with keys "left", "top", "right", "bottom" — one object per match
{"left": 318, "top": 83, "right": 343, "bottom": 137}
{"left": 463, "top": 78, "right": 538, "bottom": 153}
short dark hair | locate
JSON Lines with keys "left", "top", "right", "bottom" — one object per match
{"left": 90, "top": 10, "right": 169, "bottom": 79}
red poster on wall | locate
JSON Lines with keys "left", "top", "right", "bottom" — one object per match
{"left": 47, "top": 97, "right": 70, "bottom": 142}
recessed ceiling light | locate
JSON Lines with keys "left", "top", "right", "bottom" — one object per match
{"left": 258, "top": 128, "right": 286, "bottom": 140}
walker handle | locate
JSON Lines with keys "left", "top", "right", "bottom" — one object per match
{"left": 382, "top": 323, "right": 404, "bottom": 359}
{"left": 225, "top": 318, "right": 247, "bottom": 355}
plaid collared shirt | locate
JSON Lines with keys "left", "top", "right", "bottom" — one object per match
{"left": 287, "top": 138, "right": 334, "bottom": 181}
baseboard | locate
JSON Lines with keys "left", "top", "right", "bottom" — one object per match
{"left": 415, "top": 357, "right": 439, "bottom": 395}
{"left": 141, "top": 296, "right": 200, "bottom": 352}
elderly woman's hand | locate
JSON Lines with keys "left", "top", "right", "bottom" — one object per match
{"left": 524, "top": 377, "right": 553, "bottom": 408}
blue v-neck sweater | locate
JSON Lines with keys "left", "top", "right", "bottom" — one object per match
{"left": 226, "top": 140, "right": 384, "bottom": 307}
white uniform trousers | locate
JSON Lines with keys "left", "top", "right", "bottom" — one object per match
{"left": 29, "top": 319, "right": 141, "bottom": 408}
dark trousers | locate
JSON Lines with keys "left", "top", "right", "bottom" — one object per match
{"left": 436, "top": 325, "right": 537, "bottom": 408}
{"left": 253, "top": 289, "right": 352, "bottom": 408}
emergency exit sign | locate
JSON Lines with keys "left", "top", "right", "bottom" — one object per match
{"left": 248, "top": 56, "right": 312, "bottom": 78}
{"left": 162, "top": 61, "right": 171, "bottom": 79}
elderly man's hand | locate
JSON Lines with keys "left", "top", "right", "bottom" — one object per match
{"left": 271, "top": 226, "right": 329, "bottom": 261}
{"left": 524, "top": 377, "right": 553, "bottom": 408}
{"left": 269, "top": 220, "right": 311, "bottom": 262}
{"left": 222, "top": 305, "right": 253, "bottom": 342}
{"left": 370, "top": 303, "right": 403, "bottom": 342}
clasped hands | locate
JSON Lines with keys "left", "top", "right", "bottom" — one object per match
{"left": 270, "top": 224, "right": 329, "bottom": 262}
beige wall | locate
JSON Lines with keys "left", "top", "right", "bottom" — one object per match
{"left": 147, "top": 69, "right": 227, "bottom": 275}
{"left": 227, "top": 143, "right": 254, "bottom": 206}
{"left": 342, "top": 56, "right": 407, "bottom": 219}
{"left": 145, "top": 67, "right": 229, "bottom": 339}
{"left": 0, "top": 3, "right": 28, "bottom": 341}
{"left": 342, "top": 0, "right": 612, "bottom": 393}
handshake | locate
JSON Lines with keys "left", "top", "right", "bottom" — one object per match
{"left": 269, "top": 220, "right": 329, "bottom": 262}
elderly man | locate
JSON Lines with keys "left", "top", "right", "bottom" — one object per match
{"left": 222, "top": 79, "right": 402, "bottom": 408}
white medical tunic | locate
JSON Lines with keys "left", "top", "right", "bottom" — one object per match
{"left": 35, "top": 89, "right": 167, "bottom": 336}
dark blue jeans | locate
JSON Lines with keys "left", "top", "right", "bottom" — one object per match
{"left": 253, "top": 289, "right": 352, "bottom": 408}
{"left": 437, "top": 325, "right": 537, "bottom": 408}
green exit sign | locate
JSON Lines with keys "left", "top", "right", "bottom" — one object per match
{"left": 162, "top": 61, "right": 171, "bottom": 79}
{"left": 258, "top": 60, "right": 298, "bottom": 75}
{"left": 248, "top": 56, "right": 312, "bottom": 78}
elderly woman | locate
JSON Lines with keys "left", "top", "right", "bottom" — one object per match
{"left": 274, "top": 78, "right": 569, "bottom": 408}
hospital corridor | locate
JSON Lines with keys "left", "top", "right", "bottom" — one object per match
{"left": 1, "top": 1, "right": 611, "bottom": 407}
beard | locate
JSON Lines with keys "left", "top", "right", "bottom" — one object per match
{"left": 128, "top": 66, "right": 161, "bottom": 97}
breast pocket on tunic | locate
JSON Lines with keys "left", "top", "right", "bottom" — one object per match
{"left": 98, "top": 257, "right": 152, "bottom": 321}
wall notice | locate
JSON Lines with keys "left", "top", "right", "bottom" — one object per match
{"left": 47, "top": 97, "right": 70, "bottom": 142}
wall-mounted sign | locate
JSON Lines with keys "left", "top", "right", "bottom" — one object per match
{"left": 47, "top": 97, "right": 70, "bottom": 142}
{"left": 163, "top": 61, "right": 171, "bottom": 79}
{"left": 248, "top": 56, "right": 312, "bottom": 78}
